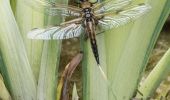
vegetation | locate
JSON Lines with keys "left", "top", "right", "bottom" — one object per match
{"left": 0, "top": 0, "right": 169, "bottom": 100}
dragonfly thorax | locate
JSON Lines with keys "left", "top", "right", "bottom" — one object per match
{"left": 85, "top": 13, "right": 91, "bottom": 17}
{"left": 83, "top": 8, "right": 93, "bottom": 18}
{"left": 83, "top": 8, "right": 91, "bottom": 13}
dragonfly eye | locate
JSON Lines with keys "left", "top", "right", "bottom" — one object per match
{"left": 75, "top": 0, "right": 86, "bottom": 4}
{"left": 90, "top": 0, "right": 98, "bottom": 4}
{"left": 74, "top": 0, "right": 81, "bottom": 4}
{"left": 75, "top": 0, "right": 98, "bottom": 5}
{"left": 80, "top": 0, "right": 87, "bottom": 2}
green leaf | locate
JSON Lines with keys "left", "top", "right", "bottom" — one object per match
{"left": 0, "top": 0, "right": 36, "bottom": 99}
{"left": 35, "top": 0, "right": 67, "bottom": 99}
{"left": 137, "top": 47, "right": 170, "bottom": 99}
{"left": 0, "top": 74, "right": 11, "bottom": 100}
{"left": 14, "top": 0, "right": 45, "bottom": 80}
{"left": 72, "top": 83, "right": 79, "bottom": 100}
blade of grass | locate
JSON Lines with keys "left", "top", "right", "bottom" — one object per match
{"left": 0, "top": 74, "right": 11, "bottom": 100}
{"left": 14, "top": 0, "right": 45, "bottom": 80}
{"left": 13, "top": 0, "right": 67, "bottom": 99}
{"left": 72, "top": 83, "right": 79, "bottom": 100}
{"left": 137, "top": 47, "right": 170, "bottom": 99}
{"left": 10, "top": 0, "right": 16, "bottom": 15}
{"left": 136, "top": 0, "right": 170, "bottom": 99}
{"left": 36, "top": 0, "right": 67, "bottom": 100}
{"left": 0, "top": 0, "right": 36, "bottom": 99}
{"left": 37, "top": 41, "right": 61, "bottom": 100}
{"left": 13, "top": 0, "right": 63, "bottom": 99}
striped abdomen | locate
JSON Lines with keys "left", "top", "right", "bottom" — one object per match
{"left": 85, "top": 20, "right": 100, "bottom": 65}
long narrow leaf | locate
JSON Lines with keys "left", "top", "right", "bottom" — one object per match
{"left": 14, "top": 0, "right": 45, "bottom": 80}
{"left": 137, "top": 47, "right": 170, "bottom": 99}
{"left": 72, "top": 83, "right": 79, "bottom": 100}
{"left": 37, "top": 0, "right": 67, "bottom": 100}
{"left": 0, "top": 0, "right": 36, "bottom": 99}
{"left": 0, "top": 74, "right": 11, "bottom": 100}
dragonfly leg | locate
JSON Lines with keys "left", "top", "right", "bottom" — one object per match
{"left": 84, "top": 33, "right": 89, "bottom": 40}
{"left": 93, "top": 15, "right": 104, "bottom": 25}
{"left": 60, "top": 17, "right": 82, "bottom": 26}
{"left": 95, "top": 15, "right": 104, "bottom": 20}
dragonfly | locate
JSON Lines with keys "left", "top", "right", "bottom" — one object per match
{"left": 26, "top": 0, "right": 151, "bottom": 73}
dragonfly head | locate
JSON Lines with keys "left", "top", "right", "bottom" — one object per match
{"left": 80, "top": 0, "right": 98, "bottom": 3}
{"left": 75, "top": 0, "right": 98, "bottom": 6}
{"left": 80, "top": 1, "right": 92, "bottom": 8}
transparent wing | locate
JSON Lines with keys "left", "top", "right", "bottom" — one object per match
{"left": 96, "top": 4, "right": 151, "bottom": 34}
{"left": 93, "top": 0, "right": 132, "bottom": 14}
{"left": 27, "top": 24, "right": 84, "bottom": 40}
{"left": 23, "top": 0, "right": 82, "bottom": 16}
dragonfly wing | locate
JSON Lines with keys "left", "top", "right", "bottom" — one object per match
{"left": 94, "top": 0, "right": 132, "bottom": 14}
{"left": 96, "top": 4, "right": 151, "bottom": 34}
{"left": 23, "top": 0, "right": 82, "bottom": 16}
{"left": 28, "top": 24, "right": 84, "bottom": 40}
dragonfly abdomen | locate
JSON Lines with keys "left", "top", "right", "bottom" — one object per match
{"left": 85, "top": 20, "right": 100, "bottom": 65}
{"left": 90, "top": 38, "right": 100, "bottom": 64}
